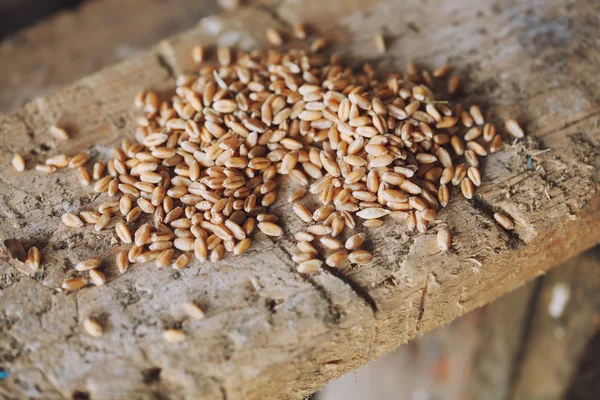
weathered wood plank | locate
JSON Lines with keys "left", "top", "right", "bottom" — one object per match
{"left": 1, "top": 0, "right": 599, "bottom": 398}
{"left": 0, "top": 0, "right": 220, "bottom": 114}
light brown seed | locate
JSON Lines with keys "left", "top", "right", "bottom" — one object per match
{"left": 163, "top": 329, "right": 186, "bottom": 343}
{"left": 69, "top": 153, "right": 90, "bottom": 168}
{"left": 345, "top": 233, "right": 365, "bottom": 250}
{"left": 494, "top": 212, "right": 514, "bottom": 230}
{"left": 183, "top": 302, "right": 205, "bottom": 320}
{"left": 49, "top": 125, "right": 69, "bottom": 140}
{"left": 233, "top": 238, "right": 251, "bottom": 255}
{"left": 62, "top": 212, "right": 84, "bottom": 228}
{"left": 356, "top": 208, "right": 390, "bottom": 220}
{"left": 76, "top": 167, "right": 91, "bottom": 186}
{"left": 116, "top": 251, "right": 129, "bottom": 274}
{"left": 115, "top": 222, "right": 132, "bottom": 244}
{"left": 469, "top": 105, "right": 484, "bottom": 125}
{"left": 505, "top": 118, "right": 524, "bottom": 138}
{"left": 320, "top": 236, "right": 343, "bottom": 250}
{"left": 75, "top": 258, "right": 101, "bottom": 271}
{"left": 258, "top": 222, "right": 283, "bottom": 237}
{"left": 61, "top": 277, "right": 87, "bottom": 291}
{"left": 174, "top": 237, "right": 195, "bottom": 251}
{"left": 438, "top": 184, "right": 450, "bottom": 207}
{"left": 266, "top": 28, "right": 283, "bottom": 46}
{"left": 293, "top": 203, "right": 313, "bottom": 223}
{"left": 297, "top": 259, "right": 322, "bottom": 274}
{"left": 437, "top": 229, "right": 452, "bottom": 251}
{"left": 461, "top": 177, "right": 475, "bottom": 199}
{"left": 288, "top": 189, "right": 307, "bottom": 203}
{"left": 89, "top": 269, "right": 106, "bottom": 286}
{"left": 173, "top": 253, "right": 192, "bottom": 269}
{"left": 326, "top": 251, "right": 349, "bottom": 267}
{"left": 483, "top": 123, "right": 496, "bottom": 142}
{"left": 83, "top": 318, "right": 103, "bottom": 337}
{"left": 12, "top": 154, "right": 25, "bottom": 171}
{"left": 374, "top": 33, "right": 386, "bottom": 54}
{"left": 26, "top": 246, "right": 41, "bottom": 270}
{"left": 156, "top": 249, "right": 175, "bottom": 267}
{"left": 192, "top": 45, "right": 205, "bottom": 63}
{"left": 348, "top": 250, "right": 373, "bottom": 264}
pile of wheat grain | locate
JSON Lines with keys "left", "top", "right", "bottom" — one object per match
{"left": 13, "top": 27, "right": 522, "bottom": 294}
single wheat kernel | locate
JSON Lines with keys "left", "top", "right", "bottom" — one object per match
{"left": 49, "top": 125, "right": 69, "bottom": 140}
{"left": 74, "top": 258, "right": 101, "bottom": 271}
{"left": 163, "top": 329, "right": 186, "bottom": 343}
{"left": 326, "top": 251, "right": 349, "bottom": 267}
{"left": 183, "top": 302, "right": 205, "bottom": 320}
{"left": 26, "top": 246, "right": 41, "bottom": 270}
{"left": 437, "top": 229, "right": 452, "bottom": 251}
{"left": 62, "top": 212, "right": 84, "bottom": 228}
{"left": 505, "top": 118, "right": 524, "bottom": 139}
{"left": 348, "top": 250, "right": 373, "bottom": 264}
{"left": 11, "top": 154, "right": 25, "bottom": 171}
{"left": 494, "top": 212, "right": 514, "bottom": 230}
{"left": 297, "top": 259, "right": 322, "bottom": 274}
{"left": 83, "top": 318, "right": 103, "bottom": 337}
{"left": 116, "top": 251, "right": 129, "bottom": 274}
{"left": 89, "top": 269, "right": 106, "bottom": 286}
{"left": 61, "top": 277, "right": 87, "bottom": 291}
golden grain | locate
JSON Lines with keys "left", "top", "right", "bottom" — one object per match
{"left": 12, "top": 154, "right": 25, "bottom": 171}
{"left": 493, "top": 212, "right": 514, "bottom": 230}
{"left": 75, "top": 258, "right": 101, "bottom": 271}
{"left": 297, "top": 259, "right": 322, "bottom": 274}
{"left": 505, "top": 118, "right": 524, "bottom": 139}
{"left": 437, "top": 229, "right": 452, "bottom": 251}
{"left": 83, "top": 318, "right": 103, "bottom": 337}
{"left": 163, "top": 329, "right": 186, "bottom": 343}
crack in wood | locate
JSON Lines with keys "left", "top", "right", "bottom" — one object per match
{"left": 415, "top": 273, "right": 429, "bottom": 334}
{"left": 155, "top": 50, "right": 175, "bottom": 79}
{"left": 322, "top": 265, "right": 378, "bottom": 313}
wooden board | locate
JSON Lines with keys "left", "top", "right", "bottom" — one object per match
{"left": 1, "top": 0, "right": 599, "bottom": 398}
{"left": 0, "top": 0, "right": 220, "bottom": 114}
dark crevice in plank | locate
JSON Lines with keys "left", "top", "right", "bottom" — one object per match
{"left": 322, "top": 265, "right": 379, "bottom": 313}
{"left": 155, "top": 51, "right": 176, "bottom": 79}
{"left": 303, "top": 275, "right": 343, "bottom": 324}
{"left": 275, "top": 237, "right": 378, "bottom": 315}
{"left": 507, "top": 276, "right": 545, "bottom": 400}
{"left": 415, "top": 272, "right": 430, "bottom": 334}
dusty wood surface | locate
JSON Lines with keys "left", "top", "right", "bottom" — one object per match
{"left": 0, "top": 0, "right": 220, "bottom": 114}
{"left": 1, "top": 0, "right": 599, "bottom": 399}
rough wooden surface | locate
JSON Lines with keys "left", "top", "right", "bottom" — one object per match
{"left": 0, "top": 0, "right": 220, "bottom": 114}
{"left": 1, "top": 0, "right": 599, "bottom": 398}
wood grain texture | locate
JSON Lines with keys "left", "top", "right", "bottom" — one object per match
{"left": 0, "top": 0, "right": 599, "bottom": 398}
{"left": 0, "top": 0, "right": 220, "bottom": 114}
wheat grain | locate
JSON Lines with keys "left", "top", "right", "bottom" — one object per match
{"left": 163, "top": 329, "right": 186, "bottom": 343}
{"left": 83, "top": 318, "right": 103, "bottom": 337}
{"left": 12, "top": 154, "right": 25, "bottom": 171}
{"left": 505, "top": 118, "right": 524, "bottom": 138}
{"left": 493, "top": 212, "right": 514, "bottom": 230}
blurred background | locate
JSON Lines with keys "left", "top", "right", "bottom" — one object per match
{"left": 1, "top": 1, "right": 599, "bottom": 399}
